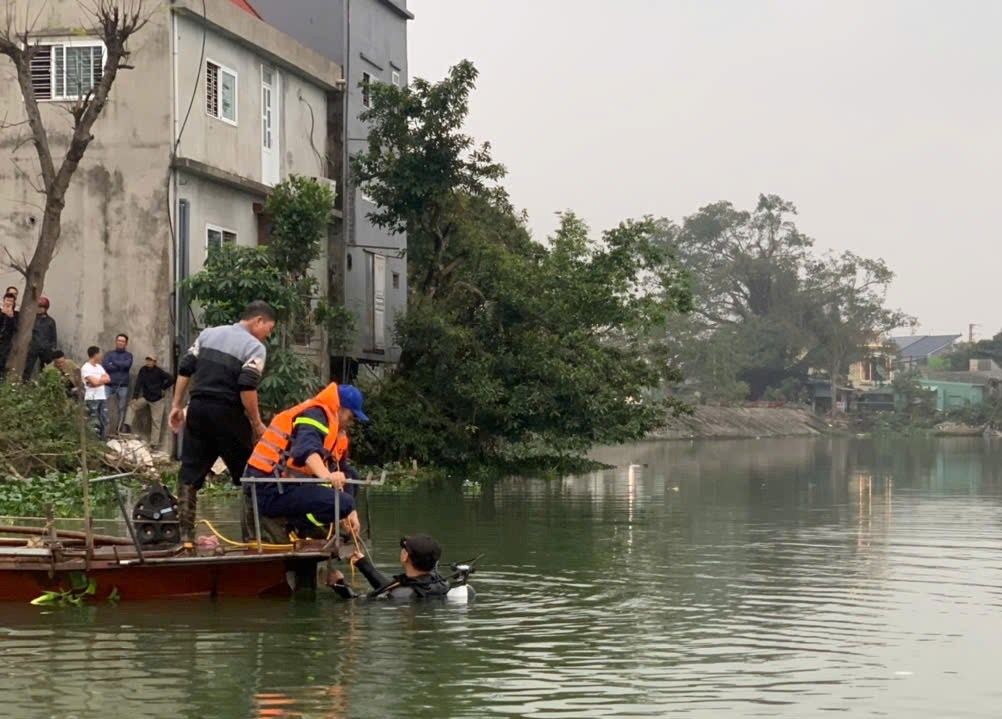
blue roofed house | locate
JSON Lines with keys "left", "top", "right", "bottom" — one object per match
{"left": 848, "top": 334, "right": 960, "bottom": 413}
{"left": 891, "top": 335, "right": 962, "bottom": 370}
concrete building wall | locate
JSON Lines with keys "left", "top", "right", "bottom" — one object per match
{"left": 0, "top": 1, "right": 174, "bottom": 365}
{"left": 178, "top": 172, "right": 262, "bottom": 271}
{"left": 173, "top": 14, "right": 332, "bottom": 187}
{"left": 0, "top": 0, "right": 341, "bottom": 376}
{"left": 252, "top": 0, "right": 411, "bottom": 368}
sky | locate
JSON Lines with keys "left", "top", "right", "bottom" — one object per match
{"left": 408, "top": 0, "right": 1002, "bottom": 338}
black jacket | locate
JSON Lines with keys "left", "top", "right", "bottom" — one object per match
{"left": 355, "top": 555, "right": 450, "bottom": 599}
{"left": 0, "top": 310, "right": 17, "bottom": 349}
{"left": 30, "top": 314, "right": 57, "bottom": 351}
{"left": 133, "top": 365, "right": 175, "bottom": 402}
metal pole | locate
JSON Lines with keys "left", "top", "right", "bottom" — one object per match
{"left": 111, "top": 477, "right": 144, "bottom": 563}
{"left": 251, "top": 483, "right": 263, "bottom": 554}
{"left": 78, "top": 392, "right": 94, "bottom": 567}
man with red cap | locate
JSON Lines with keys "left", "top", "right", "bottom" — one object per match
{"left": 243, "top": 383, "right": 367, "bottom": 539}
{"left": 23, "top": 296, "right": 57, "bottom": 380}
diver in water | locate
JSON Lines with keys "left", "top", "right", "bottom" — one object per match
{"left": 330, "top": 534, "right": 450, "bottom": 600}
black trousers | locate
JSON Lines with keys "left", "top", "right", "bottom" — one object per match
{"left": 179, "top": 398, "right": 253, "bottom": 491}
{"left": 22, "top": 347, "right": 50, "bottom": 380}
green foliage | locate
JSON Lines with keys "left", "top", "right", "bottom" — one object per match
{"left": 351, "top": 62, "right": 692, "bottom": 466}
{"left": 184, "top": 176, "right": 352, "bottom": 413}
{"left": 666, "top": 195, "right": 913, "bottom": 400}
{"left": 891, "top": 370, "right": 937, "bottom": 421}
{"left": 30, "top": 573, "right": 98, "bottom": 607}
{"left": 942, "top": 330, "right": 1002, "bottom": 370}
{"left": 0, "top": 374, "right": 103, "bottom": 478}
{"left": 186, "top": 243, "right": 298, "bottom": 326}
{"left": 763, "top": 377, "right": 808, "bottom": 403}
{"left": 0, "top": 472, "right": 133, "bottom": 517}
{"left": 264, "top": 174, "right": 336, "bottom": 281}
{"left": 927, "top": 356, "right": 948, "bottom": 370}
{"left": 257, "top": 349, "right": 322, "bottom": 414}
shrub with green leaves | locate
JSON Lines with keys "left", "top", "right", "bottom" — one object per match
{"left": 0, "top": 373, "right": 102, "bottom": 478}
{"left": 184, "top": 175, "right": 354, "bottom": 414}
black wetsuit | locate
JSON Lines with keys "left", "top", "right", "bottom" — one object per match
{"left": 354, "top": 555, "right": 450, "bottom": 599}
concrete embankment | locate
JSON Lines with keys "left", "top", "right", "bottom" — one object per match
{"left": 649, "top": 405, "right": 829, "bottom": 440}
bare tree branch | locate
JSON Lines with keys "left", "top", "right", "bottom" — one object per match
{"left": 3, "top": 246, "right": 29, "bottom": 279}
{"left": 0, "top": 0, "right": 151, "bottom": 380}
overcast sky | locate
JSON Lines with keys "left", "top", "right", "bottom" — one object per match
{"left": 409, "top": 0, "right": 1002, "bottom": 337}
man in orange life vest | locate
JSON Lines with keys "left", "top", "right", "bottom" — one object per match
{"left": 244, "top": 383, "right": 365, "bottom": 537}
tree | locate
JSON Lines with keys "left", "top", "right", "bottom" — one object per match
{"left": 666, "top": 195, "right": 816, "bottom": 397}
{"left": 184, "top": 176, "right": 351, "bottom": 414}
{"left": 665, "top": 195, "right": 913, "bottom": 402}
{"left": 352, "top": 62, "right": 691, "bottom": 465}
{"left": 802, "top": 252, "right": 914, "bottom": 415}
{"left": 352, "top": 59, "right": 508, "bottom": 308}
{"left": 0, "top": 1, "right": 150, "bottom": 380}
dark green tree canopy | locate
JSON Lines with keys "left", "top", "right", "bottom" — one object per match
{"left": 664, "top": 195, "right": 911, "bottom": 401}
{"left": 351, "top": 61, "right": 692, "bottom": 466}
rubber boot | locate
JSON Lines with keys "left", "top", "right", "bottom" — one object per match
{"left": 178, "top": 483, "right": 198, "bottom": 547}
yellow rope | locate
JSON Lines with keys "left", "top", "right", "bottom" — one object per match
{"left": 196, "top": 519, "right": 295, "bottom": 551}
{"left": 346, "top": 522, "right": 368, "bottom": 583}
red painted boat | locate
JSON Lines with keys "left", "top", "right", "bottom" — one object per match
{"left": 0, "top": 476, "right": 373, "bottom": 603}
{"left": 0, "top": 540, "right": 337, "bottom": 602}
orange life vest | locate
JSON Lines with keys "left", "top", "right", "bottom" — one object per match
{"left": 333, "top": 431, "right": 349, "bottom": 465}
{"left": 247, "top": 383, "right": 342, "bottom": 477}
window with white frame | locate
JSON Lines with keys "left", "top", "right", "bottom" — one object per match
{"left": 206, "top": 224, "right": 237, "bottom": 252}
{"left": 391, "top": 70, "right": 401, "bottom": 86}
{"left": 261, "top": 67, "right": 274, "bottom": 149}
{"left": 29, "top": 41, "right": 106, "bottom": 101}
{"left": 206, "top": 60, "right": 237, "bottom": 124}
{"left": 361, "top": 71, "right": 376, "bottom": 108}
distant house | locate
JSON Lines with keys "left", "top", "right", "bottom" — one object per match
{"left": 917, "top": 371, "right": 999, "bottom": 412}
{"left": 967, "top": 358, "right": 1002, "bottom": 379}
{"left": 891, "top": 335, "right": 961, "bottom": 370}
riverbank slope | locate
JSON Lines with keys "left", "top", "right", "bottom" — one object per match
{"left": 650, "top": 405, "right": 829, "bottom": 440}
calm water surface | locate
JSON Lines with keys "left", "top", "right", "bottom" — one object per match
{"left": 2, "top": 437, "right": 1002, "bottom": 718}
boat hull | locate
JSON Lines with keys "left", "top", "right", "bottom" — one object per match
{"left": 0, "top": 550, "right": 331, "bottom": 602}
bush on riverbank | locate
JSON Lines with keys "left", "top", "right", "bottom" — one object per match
{"left": 0, "top": 472, "right": 127, "bottom": 518}
{"left": 0, "top": 374, "right": 104, "bottom": 478}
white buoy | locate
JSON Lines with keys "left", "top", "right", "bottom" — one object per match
{"left": 447, "top": 584, "right": 474, "bottom": 603}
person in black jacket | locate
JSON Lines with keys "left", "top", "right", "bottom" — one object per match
{"left": 124, "top": 355, "right": 175, "bottom": 447}
{"left": 330, "top": 534, "right": 450, "bottom": 600}
{"left": 23, "top": 296, "right": 57, "bottom": 380}
{"left": 0, "top": 292, "right": 18, "bottom": 378}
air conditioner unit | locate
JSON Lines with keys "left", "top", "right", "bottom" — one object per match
{"left": 313, "top": 177, "right": 337, "bottom": 196}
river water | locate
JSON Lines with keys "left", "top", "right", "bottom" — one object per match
{"left": 2, "top": 437, "right": 1002, "bottom": 718}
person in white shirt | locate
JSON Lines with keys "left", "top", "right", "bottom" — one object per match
{"left": 81, "top": 345, "right": 111, "bottom": 441}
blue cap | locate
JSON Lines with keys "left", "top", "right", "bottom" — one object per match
{"left": 337, "top": 385, "right": 369, "bottom": 423}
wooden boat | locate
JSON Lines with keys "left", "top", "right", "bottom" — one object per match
{"left": 0, "top": 528, "right": 339, "bottom": 602}
{"left": 0, "top": 476, "right": 347, "bottom": 603}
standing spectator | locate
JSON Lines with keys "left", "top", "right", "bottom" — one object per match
{"left": 124, "top": 354, "right": 174, "bottom": 447}
{"left": 0, "top": 292, "right": 18, "bottom": 378}
{"left": 81, "top": 346, "right": 110, "bottom": 441}
{"left": 104, "top": 333, "right": 133, "bottom": 436}
{"left": 4, "top": 286, "right": 17, "bottom": 309}
{"left": 23, "top": 296, "right": 57, "bottom": 380}
{"left": 169, "top": 301, "right": 276, "bottom": 544}
{"left": 47, "top": 350, "right": 82, "bottom": 399}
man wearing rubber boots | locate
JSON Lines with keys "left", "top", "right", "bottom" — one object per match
{"left": 244, "top": 383, "right": 366, "bottom": 539}
{"left": 169, "top": 301, "right": 276, "bottom": 544}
